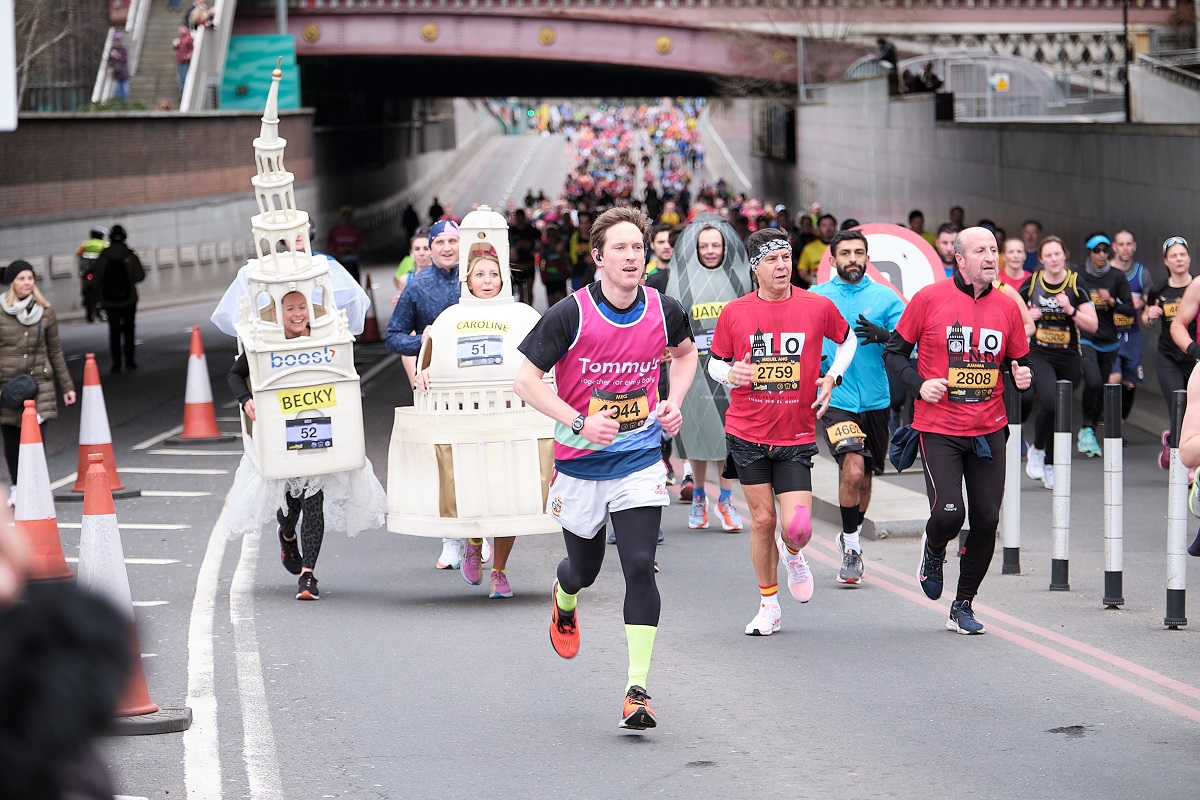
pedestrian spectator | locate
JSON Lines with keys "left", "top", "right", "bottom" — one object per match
{"left": 188, "top": 1, "right": 214, "bottom": 29}
{"left": 428, "top": 197, "right": 444, "bottom": 224}
{"left": 871, "top": 37, "right": 899, "bottom": 94}
{"left": 0, "top": 260, "right": 76, "bottom": 495}
{"left": 325, "top": 205, "right": 366, "bottom": 284}
{"left": 173, "top": 25, "right": 193, "bottom": 97}
{"left": 920, "top": 62, "right": 943, "bottom": 92}
{"left": 91, "top": 225, "right": 145, "bottom": 374}
{"left": 796, "top": 213, "right": 836, "bottom": 284}
{"left": 401, "top": 204, "right": 419, "bottom": 242}
{"left": 107, "top": 33, "right": 130, "bottom": 100}
{"left": 76, "top": 227, "right": 107, "bottom": 323}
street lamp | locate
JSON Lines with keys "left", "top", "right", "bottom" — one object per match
{"left": 1123, "top": 0, "right": 1131, "bottom": 123}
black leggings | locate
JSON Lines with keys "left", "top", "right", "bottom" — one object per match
{"left": 1155, "top": 352, "right": 1195, "bottom": 420}
{"left": 1, "top": 422, "right": 44, "bottom": 484}
{"left": 1027, "top": 348, "right": 1080, "bottom": 462}
{"left": 1080, "top": 345, "right": 1118, "bottom": 429}
{"left": 919, "top": 430, "right": 1006, "bottom": 603}
{"left": 557, "top": 506, "right": 661, "bottom": 627}
{"left": 278, "top": 490, "right": 324, "bottom": 571}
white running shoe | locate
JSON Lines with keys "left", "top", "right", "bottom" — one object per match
{"left": 1041, "top": 464, "right": 1055, "bottom": 490}
{"left": 481, "top": 537, "right": 492, "bottom": 564}
{"left": 775, "top": 529, "right": 814, "bottom": 603}
{"left": 744, "top": 603, "right": 782, "bottom": 636}
{"left": 436, "top": 538, "right": 463, "bottom": 570}
{"left": 1025, "top": 447, "right": 1045, "bottom": 481}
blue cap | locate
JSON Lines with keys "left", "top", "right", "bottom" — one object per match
{"left": 429, "top": 219, "right": 460, "bottom": 245}
{"left": 1085, "top": 234, "right": 1112, "bottom": 251}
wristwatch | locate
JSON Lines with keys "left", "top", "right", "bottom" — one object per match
{"left": 571, "top": 414, "right": 586, "bottom": 434}
{"left": 825, "top": 373, "right": 843, "bottom": 386}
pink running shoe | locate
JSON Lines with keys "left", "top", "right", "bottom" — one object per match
{"left": 783, "top": 504, "right": 813, "bottom": 550}
{"left": 461, "top": 540, "right": 482, "bottom": 586}
{"left": 1160, "top": 431, "right": 1171, "bottom": 471}
{"left": 489, "top": 569, "right": 513, "bottom": 599}
{"left": 775, "top": 529, "right": 814, "bottom": 603}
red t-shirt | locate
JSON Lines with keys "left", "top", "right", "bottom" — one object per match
{"left": 710, "top": 288, "right": 850, "bottom": 446}
{"left": 895, "top": 279, "right": 1030, "bottom": 436}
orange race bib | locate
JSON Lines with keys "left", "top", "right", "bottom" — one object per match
{"left": 1035, "top": 327, "right": 1072, "bottom": 347}
{"left": 947, "top": 362, "right": 999, "bottom": 403}
{"left": 751, "top": 355, "right": 800, "bottom": 392}
{"left": 826, "top": 420, "right": 867, "bottom": 450}
{"left": 1163, "top": 301, "right": 1181, "bottom": 323}
{"left": 589, "top": 388, "right": 650, "bottom": 433}
{"left": 1113, "top": 312, "right": 1135, "bottom": 329}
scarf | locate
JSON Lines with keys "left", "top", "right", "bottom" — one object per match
{"left": 0, "top": 293, "right": 45, "bottom": 326}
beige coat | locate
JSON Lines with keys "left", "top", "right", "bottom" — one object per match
{"left": 0, "top": 306, "right": 75, "bottom": 427}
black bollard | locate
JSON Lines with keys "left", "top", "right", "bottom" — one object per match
{"left": 1165, "top": 389, "right": 1188, "bottom": 629}
{"left": 1102, "top": 383, "right": 1124, "bottom": 608}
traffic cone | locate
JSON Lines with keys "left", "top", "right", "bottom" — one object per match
{"left": 71, "top": 353, "right": 126, "bottom": 493}
{"left": 179, "top": 326, "right": 223, "bottom": 439}
{"left": 77, "top": 453, "right": 157, "bottom": 717}
{"left": 360, "top": 272, "right": 382, "bottom": 342}
{"left": 14, "top": 399, "right": 72, "bottom": 581}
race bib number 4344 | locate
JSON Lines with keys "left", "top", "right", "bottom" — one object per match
{"left": 588, "top": 388, "right": 650, "bottom": 433}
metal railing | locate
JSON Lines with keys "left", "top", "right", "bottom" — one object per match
{"left": 1136, "top": 51, "right": 1200, "bottom": 91}
{"left": 181, "top": 1, "right": 239, "bottom": 111}
{"left": 241, "top": 0, "right": 1182, "bottom": 11}
{"left": 90, "top": 0, "right": 151, "bottom": 104}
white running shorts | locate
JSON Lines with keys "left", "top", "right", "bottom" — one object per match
{"left": 546, "top": 461, "right": 669, "bottom": 539}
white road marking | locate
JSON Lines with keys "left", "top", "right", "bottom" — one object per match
{"left": 358, "top": 353, "right": 399, "bottom": 389}
{"left": 116, "top": 795, "right": 150, "bottom": 799}
{"left": 64, "top": 557, "right": 179, "bottom": 565}
{"left": 185, "top": 509, "right": 230, "bottom": 800}
{"left": 141, "top": 490, "right": 212, "bottom": 498}
{"left": 141, "top": 653, "right": 158, "bottom": 658}
{"left": 59, "top": 522, "right": 191, "bottom": 531}
{"left": 120, "top": 467, "right": 229, "bottom": 475}
{"left": 148, "top": 449, "right": 242, "bottom": 457}
{"left": 50, "top": 473, "right": 77, "bottom": 490}
{"left": 132, "top": 600, "right": 169, "bottom": 607}
{"left": 231, "top": 528, "right": 284, "bottom": 799}
{"left": 133, "top": 425, "right": 184, "bottom": 450}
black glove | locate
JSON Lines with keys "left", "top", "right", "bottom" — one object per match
{"left": 854, "top": 314, "right": 890, "bottom": 346}
{"left": 1188, "top": 342, "right": 1200, "bottom": 362}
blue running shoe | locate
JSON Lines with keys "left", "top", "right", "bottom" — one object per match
{"left": 917, "top": 533, "right": 945, "bottom": 600}
{"left": 657, "top": 528, "right": 664, "bottom": 544}
{"left": 947, "top": 599, "right": 986, "bottom": 634}
{"left": 606, "top": 528, "right": 617, "bottom": 545}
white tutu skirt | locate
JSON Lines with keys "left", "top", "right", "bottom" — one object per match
{"left": 223, "top": 454, "right": 388, "bottom": 540}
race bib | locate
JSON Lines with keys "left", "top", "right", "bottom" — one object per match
{"left": 826, "top": 420, "right": 866, "bottom": 451}
{"left": 694, "top": 330, "right": 714, "bottom": 353}
{"left": 1035, "top": 327, "right": 1071, "bottom": 347}
{"left": 457, "top": 335, "right": 504, "bottom": 367}
{"left": 947, "top": 362, "right": 999, "bottom": 403}
{"left": 1163, "top": 301, "right": 1180, "bottom": 323}
{"left": 588, "top": 387, "right": 650, "bottom": 433}
{"left": 751, "top": 355, "right": 800, "bottom": 392}
{"left": 1113, "top": 312, "right": 1135, "bottom": 329}
{"left": 285, "top": 417, "right": 333, "bottom": 451}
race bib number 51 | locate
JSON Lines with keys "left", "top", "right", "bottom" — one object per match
{"left": 588, "top": 388, "right": 650, "bottom": 432}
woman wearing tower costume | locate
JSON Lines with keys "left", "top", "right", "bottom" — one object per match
{"left": 212, "top": 64, "right": 385, "bottom": 600}
{"left": 665, "top": 214, "right": 751, "bottom": 530}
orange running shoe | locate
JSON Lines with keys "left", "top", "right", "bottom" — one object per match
{"left": 619, "top": 685, "right": 657, "bottom": 730}
{"left": 549, "top": 581, "right": 579, "bottom": 658}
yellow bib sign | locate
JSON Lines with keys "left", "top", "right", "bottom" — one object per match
{"left": 277, "top": 383, "right": 337, "bottom": 413}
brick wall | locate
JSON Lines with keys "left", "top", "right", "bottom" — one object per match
{"left": 0, "top": 110, "right": 314, "bottom": 218}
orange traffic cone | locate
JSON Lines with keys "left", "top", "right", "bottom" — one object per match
{"left": 14, "top": 399, "right": 72, "bottom": 581}
{"left": 179, "top": 326, "right": 223, "bottom": 439}
{"left": 71, "top": 353, "right": 127, "bottom": 494}
{"left": 361, "top": 272, "right": 382, "bottom": 343}
{"left": 77, "top": 453, "right": 157, "bottom": 717}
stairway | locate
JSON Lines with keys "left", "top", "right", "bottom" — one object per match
{"left": 131, "top": 4, "right": 190, "bottom": 107}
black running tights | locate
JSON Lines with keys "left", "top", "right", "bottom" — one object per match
{"left": 1080, "top": 346, "right": 1118, "bottom": 429}
{"left": 919, "top": 430, "right": 1006, "bottom": 603}
{"left": 279, "top": 490, "right": 324, "bottom": 571}
{"left": 558, "top": 506, "right": 661, "bottom": 627}
{"left": 1027, "top": 348, "right": 1080, "bottom": 462}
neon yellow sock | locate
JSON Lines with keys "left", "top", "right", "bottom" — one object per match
{"left": 624, "top": 624, "right": 657, "bottom": 691}
{"left": 556, "top": 583, "right": 577, "bottom": 612}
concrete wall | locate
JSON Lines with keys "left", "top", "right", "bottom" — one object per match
{"left": 1131, "top": 66, "right": 1200, "bottom": 123}
{"left": 704, "top": 98, "right": 800, "bottom": 209}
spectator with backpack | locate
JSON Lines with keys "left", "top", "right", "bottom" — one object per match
{"left": 91, "top": 225, "right": 146, "bottom": 374}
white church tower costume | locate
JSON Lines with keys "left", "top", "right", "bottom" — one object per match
{"left": 387, "top": 206, "right": 558, "bottom": 538}
{"left": 213, "top": 63, "right": 385, "bottom": 539}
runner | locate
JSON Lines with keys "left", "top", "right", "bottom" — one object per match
{"left": 1148, "top": 237, "right": 1196, "bottom": 467}
{"left": 513, "top": 207, "right": 697, "bottom": 730}
{"left": 810, "top": 230, "right": 906, "bottom": 585}
{"left": 1109, "top": 230, "right": 1149, "bottom": 429}
{"left": 1075, "top": 233, "right": 1134, "bottom": 458}
{"left": 1018, "top": 236, "right": 1098, "bottom": 489}
{"left": 884, "top": 227, "right": 1032, "bottom": 634}
{"left": 666, "top": 215, "right": 750, "bottom": 531}
{"left": 707, "top": 229, "right": 855, "bottom": 635}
